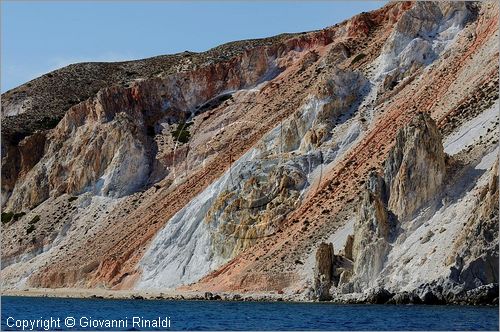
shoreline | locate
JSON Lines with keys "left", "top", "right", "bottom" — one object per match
{"left": 2, "top": 288, "right": 498, "bottom": 306}
{"left": 0, "top": 288, "right": 299, "bottom": 302}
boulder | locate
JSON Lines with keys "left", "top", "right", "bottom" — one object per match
{"left": 464, "top": 284, "right": 499, "bottom": 305}
{"left": 415, "top": 283, "right": 445, "bottom": 304}
{"left": 387, "top": 291, "right": 422, "bottom": 304}
{"left": 365, "top": 288, "right": 394, "bottom": 304}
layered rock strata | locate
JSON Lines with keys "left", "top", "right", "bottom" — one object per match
{"left": 1, "top": 1, "right": 498, "bottom": 304}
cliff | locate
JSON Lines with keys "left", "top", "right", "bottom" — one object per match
{"left": 1, "top": 1, "right": 498, "bottom": 304}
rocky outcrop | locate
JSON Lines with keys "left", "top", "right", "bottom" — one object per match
{"left": 376, "top": 1, "right": 474, "bottom": 87}
{"left": 1, "top": 29, "right": 336, "bottom": 210}
{"left": 205, "top": 162, "right": 308, "bottom": 260}
{"left": 1, "top": 1, "right": 498, "bottom": 302}
{"left": 412, "top": 279, "right": 498, "bottom": 305}
{"left": 313, "top": 242, "right": 334, "bottom": 301}
{"left": 313, "top": 242, "right": 355, "bottom": 301}
{"left": 449, "top": 160, "right": 499, "bottom": 289}
{"left": 348, "top": 172, "right": 396, "bottom": 292}
{"left": 343, "top": 235, "right": 354, "bottom": 261}
{"left": 386, "top": 291, "right": 422, "bottom": 305}
{"left": 190, "top": 0, "right": 498, "bottom": 298}
{"left": 3, "top": 86, "right": 154, "bottom": 211}
{"left": 384, "top": 112, "right": 446, "bottom": 220}
{"left": 334, "top": 112, "right": 447, "bottom": 296}
{"left": 326, "top": 102, "right": 499, "bottom": 303}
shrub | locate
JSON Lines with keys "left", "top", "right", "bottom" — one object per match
{"left": 2, "top": 211, "right": 26, "bottom": 224}
{"left": 40, "top": 116, "right": 60, "bottom": 128}
{"left": 30, "top": 215, "right": 40, "bottom": 224}
{"left": 13, "top": 212, "right": 26, "bottom": 221}
{"left": 351, "top": 53, "right": 366, "bottom": 65}
{"left": 1, "top": 212, "right": 14, "bottom": 224}
{"left": 26, "top": 224, "right": 35, "bottom": 235}
{"left": 68, "top": 196, "right": 78, "bottom": 202}
{"left": 171, "top": 122, "right": 193, "bottom": 144}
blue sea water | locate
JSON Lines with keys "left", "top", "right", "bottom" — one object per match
{"left": 1, "top": 296, "right": 498, "bottom": 331}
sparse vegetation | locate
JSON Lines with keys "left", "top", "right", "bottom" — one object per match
{"left": 13, "top": 212, "right": 26, "bottom": 221}
{"left": 30, "top": 215, "right": 41, "bottom": 224}
{"left": 1, "top": 211, "right": 26, "bottom": 224}
{"left": 171, "top": 121, "right": 193, "bottom": 143}
{"left": 1, "top": 212, "right": 14, "bottom": 224}
{"left": 39, "top": 116, "right": 61, "bottom": 128}
{"left": 351, "top": 53, "right": 366, "bottom": 65}
{"left": 25, "top": 215, "right": 40, "bottom": 234}
{"left": 26, "top": 224, "right": 35, "bottom": 235}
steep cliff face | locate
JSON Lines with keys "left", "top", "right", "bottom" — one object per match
{"left": 349, "top": 172, "right": 395, "bottom": 292}
{"left": 188, "top": 0, "right": 498, "bottom": 299}
{"left": 1, "top": 1, "right": 498, "bottom": 303}
{"left": 449, "top": 160, "right": 499, "bottom": 290}
{"left": 375, "top": 1, "right": 475, "bottom": 87}
{"left": 1, "top": 38, "right": 318, "bottom": 210}
{"left": 384, "top": 113, "right": 447, "bottom": 220}
{"left": 312, "top": 106, "right": 498, "bottom": 303}
{"left": 1, "top": 23, "right": 341, "bottom": 289}
{"left": 334, "top": 113, "right": 447, "bottom": 294}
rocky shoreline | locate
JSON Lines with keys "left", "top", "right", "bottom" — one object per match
{"left": 331, "top": 283, "right": 499, "bottom": 306}
{"left": 2, "top": 284, "right": 498, "bottom": 306}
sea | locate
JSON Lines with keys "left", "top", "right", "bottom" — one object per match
{"left": 1, "top": 296, "right": 498, "bottom": 331}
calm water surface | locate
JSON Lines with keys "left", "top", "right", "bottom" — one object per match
{"left": 1, "top": 296, "right": 498, "bottom": 331}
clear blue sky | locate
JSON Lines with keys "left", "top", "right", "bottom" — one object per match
{"left": 1, "top": 1, "right": 386, "bottom": 92}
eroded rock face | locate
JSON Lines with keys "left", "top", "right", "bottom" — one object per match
{"left": 341, "top": 112, "right": 446, "bottom": 294}
{"left": 2, "top": 28, "right": 341, "bottom": 289}
{"left": 1, "top": 1, "right": 498, "bottom": 299}
{"left": 450, "top": 160, "right": 499, "bottom": 289}
{"left": 1, "top": 32, "right": 333, "bottom": 211}
{"left": 313, "top": 242, "right": 334, "bottom": 301}
{"left": 3, "top": 86, "right": 154, "bottom": 211}
{"left": 384, "top": 112, "right": 446, "bottom": 220}
{"left": 188, "top": 0, "right": 498, "bottom": 298}
{"left": 312, "top": 242, "right": 355, "bottom": 301}
{"left": 178, "top": 67, "right": 370, "bottom": 267}
{"left": 206, "top": 164, "right": 306, "bottom": 259}
{"left": 376, "top": 1, "right": 474, "bottom": 87}
{"left": 329, "top": 101, "right": 499, "bottom": 302}
{"left": 349, "top": 172, "right": 395, "bottom": 292}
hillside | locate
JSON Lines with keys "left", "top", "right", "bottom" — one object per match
{"left": 1, "top": 1, "right": 498, "bottom": 304}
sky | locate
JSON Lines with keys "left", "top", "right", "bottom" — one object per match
{"left": 1, "top": 1, "right": 386, "bottom": 92}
